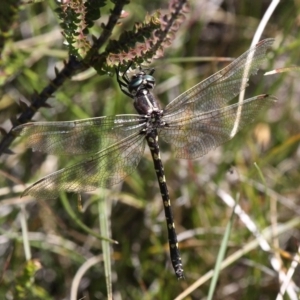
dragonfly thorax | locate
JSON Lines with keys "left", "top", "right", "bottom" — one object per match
{"left": 141, "top": 108, "right": 165, "bottom": 135}
{"left": 133, "top": 89, "right": 162, "bottom": 115}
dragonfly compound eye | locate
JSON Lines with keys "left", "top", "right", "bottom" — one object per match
{"left": 128, "top": 76, "right": 143, "bottom": 94}
{"left": 143, "top": 75, "right": 155, "bottom": 90}
{"left": 128, "top": 74, "right": 156, "bottom": 95}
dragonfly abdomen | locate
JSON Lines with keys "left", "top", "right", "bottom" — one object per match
{"left": 146, "top": 130, "right": 184, "bottom": 279}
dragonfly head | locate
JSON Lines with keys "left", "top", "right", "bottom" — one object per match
{"left": 128, "top": 72, "right": 156, "bottom": 96}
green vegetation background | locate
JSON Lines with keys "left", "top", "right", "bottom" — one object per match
{"left": 1, "top": 0, "right": 300, "bottom": 299}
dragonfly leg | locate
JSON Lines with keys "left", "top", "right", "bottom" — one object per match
{"left": 115, "top": 63, "right": 134, "bottom": 98}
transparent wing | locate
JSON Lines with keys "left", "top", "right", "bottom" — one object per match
{"left": 163, "top": 39, "right": 274, "bottom": 118}
{"left": 13, "top": 114, "right": 146, "bottom": 155}
{"left": 160, "top": 39, "right": 275, "bottom": 159}
{"left": 22, "top": 132, "right": 146, "bottom": 199}
{"left": 160, "top": 95, "right": 276, "bottom": 159}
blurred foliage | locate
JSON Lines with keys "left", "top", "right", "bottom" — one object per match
{"left": 0, "top": 0, "right": 22, "bottom": 52}
{"left": 1, "top": 0, "right": 300, "bottom": 299}
{"left": 8, "top": 259, "right": 51, "bottom": 300}
{"left": 55, "top": 0, "right": 107, "bottom": 58}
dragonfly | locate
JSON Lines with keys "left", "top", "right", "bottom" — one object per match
{"left": 13, "top": 38, "right": 276, "bottom": 279}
